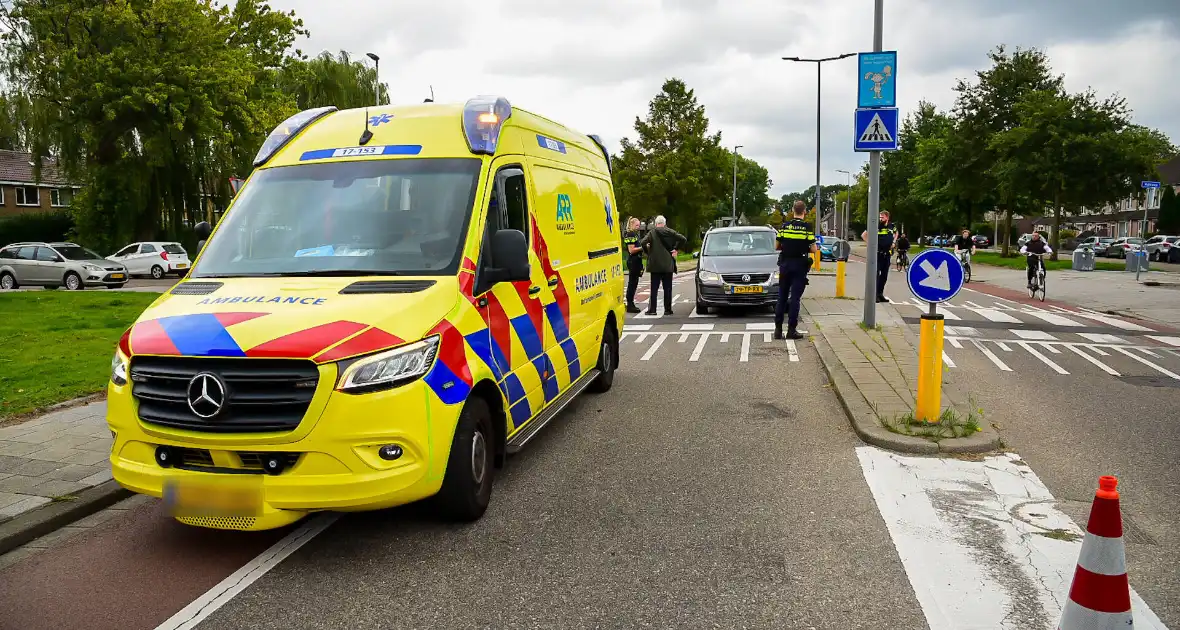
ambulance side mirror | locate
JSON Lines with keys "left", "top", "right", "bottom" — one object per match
{"left": 195, "top": 221, "right": 212, "bottom": 255}
{"left": 489, "top": 229, "right": 530, "bottom": 283}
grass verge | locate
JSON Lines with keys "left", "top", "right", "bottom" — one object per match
{"left": 963, "top": 251, "right": 1124, "bottom": 272}
{"left": 879, "top": 406, "right": 983, "bottom": 442}
{"left": 0, "top": 291, "right": 159, "bottom": 420}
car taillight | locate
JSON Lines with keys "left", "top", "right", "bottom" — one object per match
{"left": 161, "top": 251, "right": 168, "bottom": 261}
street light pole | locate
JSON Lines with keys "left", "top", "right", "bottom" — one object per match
{"left": 732, "top": 144, "right": 743, "bottom": 220}
{"left": 782, "top": 52, "right": 855, "bottom": 240}
{"left": 366, "top": 52, "right": 381, "bottom": 106}
{"left": 862, "top": 0, "right": 884, "bottom": 327}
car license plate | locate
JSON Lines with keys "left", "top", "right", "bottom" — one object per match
{"left": 176, "top": 263, "right": 187, "bottom": 269}
{"left": 732, "top": 285, "right": 763, "bottom": 294}
{"left": 164, "top": 476, "right": 263, "bottom": 518}
{"left": 109, "top": 273, "right": 125, "bottom": 280}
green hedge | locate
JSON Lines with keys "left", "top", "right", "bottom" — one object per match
{"left": 0, "top": 210, "right": 75, "bottom": 247}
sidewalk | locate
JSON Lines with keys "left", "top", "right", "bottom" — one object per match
{"left": 801, "top": 275, "right": 1001, "bottom": 454}
{"left": 0, "top": 402, "right": 113, "bottom": 523}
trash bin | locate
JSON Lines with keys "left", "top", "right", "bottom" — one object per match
{"left": 1072, "top": 248, "right": 1095, "bottom": 271}
{"left": 1125, "top": 250, "right": 1149, "bottom": 272}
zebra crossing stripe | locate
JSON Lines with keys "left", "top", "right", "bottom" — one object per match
{"left": 1146, "top": 335, "right": 1180, "bottom": 347}
{"left": 942, "top": 351, "right": 956, "bottom": 368}
{"left": 689, "top": 335, "right": 709, "bottom": 362}
{"left": 640, "top": 336, "right": 666, "bottom": 360}
{"left": 1077, "top": 333, "right": 1124, "bottom": 344}
{"left": 1113, "top": 347, "right": 1180, "bottom": 380}
{"left": 785, "top": 339, "right": 799, "bottom": 362}
{"left": 1017, "top": 341, "right": 1069, "bottom": 375}
{"left": 680, "top": 323, "right": 715, "bottom": 331}
{"left": 740, "top": 334, "right": 751, "bottom": 362}
{"left": 972, "top": 308, "right": 1021, "bottom": 323}
{"left": 1024, "top": 311, "right": 1085, "bottom": 327}
{"left": 1012, "top": 329, "right": 1057, "bottom": 340}
{"left": 1066, "top": 345, "right": 1120, "bottom": 376}
{"left": 972, "top": 339, "right": 1011, "bottom": 372}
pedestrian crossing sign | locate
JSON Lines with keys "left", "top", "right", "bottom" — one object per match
{"left": 853, "top": 107, "right": 899, "bottom": 152}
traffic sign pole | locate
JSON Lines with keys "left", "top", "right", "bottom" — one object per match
{"left": 862, "top": 0, "right": 884, "bottom": 328}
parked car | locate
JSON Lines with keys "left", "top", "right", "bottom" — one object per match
{"left": 1076, "top": 236, "right": 1115, "bottom": 255}
{"left": 694, "top": 226, "right": 779, "bottom": 315}
{"left": 0, "top": 241, "right": 128, "bottom": 290}
{"left": 107, "top": 241, "right": 191, "bottom": 278}
{"left": 1142, "top": 235, "right": 1178, "bottom": 261}
{"left": 971, "top": 234, "right": 990, "bottom": 248}
{"left": 1105, "top": 237, "right": 1144, "bottom": 259}
{"left": 818, "top": 237, "right": 850, "bottom": 261}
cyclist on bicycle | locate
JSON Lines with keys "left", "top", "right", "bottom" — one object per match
{"left": 952, "top": 229, "right": 975, "bottom": 260}
{"left": 1019, "top": 232, "right": 1052, "bottom": 288}
{"left": 896, "top": 232, "right": 910, "bottom": 267}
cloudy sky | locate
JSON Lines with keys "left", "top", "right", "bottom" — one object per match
{"left": 268, "top": 0, "right": 1180, "bottom": 197}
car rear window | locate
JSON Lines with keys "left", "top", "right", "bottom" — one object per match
{"left": 163, "top": 244, "right": 186, "bottom": 255}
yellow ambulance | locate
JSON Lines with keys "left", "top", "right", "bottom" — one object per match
{"left": 106, "top": 96, "right": 625, "bottom": 530}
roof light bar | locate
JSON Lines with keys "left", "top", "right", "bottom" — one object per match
{"left": 253, "top": 106, "right": 337, "bottom": 167}
{"left": 462, "top": 96, "right": 512, "bottom": 155}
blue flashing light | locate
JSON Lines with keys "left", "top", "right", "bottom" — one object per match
{"left": 462, "top": 96, "right": 512, "bottom": 155}
{"left": 253, "top": 106, "right": 337, "bottom": 167}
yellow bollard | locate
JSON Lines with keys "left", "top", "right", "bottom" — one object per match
{"left": 915, "top": 312, "right": 945, "bottom": 422}
{"left": 835, "top": 260, "right": 846, "bottom": 297}
{"left": 812, "top": 250, "right": 821, "bottom": 271}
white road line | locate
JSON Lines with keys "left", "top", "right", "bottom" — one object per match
{"left": 972, "top": 340, "right": 1011, "bottom": 372}
{"left": 1141, "top": 347, "right": 1162, "bottom": 358}
{"left": 640, "top": 335, "right": 666, "bottom": 360}
{"left": 940, "top": 308, "right": 961, "bottom": 320}
{"left": 632, "top": 333, "right": 649, "bottom": 343}
{"left": 1038, "top": 341, "right": 1061, "bottom": 354}
{"left": 1011, "top": 329, "right": 1057, "bottom": 340}
{"left": 1024, "top": 311, "right": 1084, "bottom": 327}
{"left": 688, "top": 308, "right": 717, "bottom": 318}
{"left": 785, "top": 339, "right": 799, "bottom": 362}
{"left": 1146, "top": 335, "right": 1180, "bottom": 347}
{"left": 745, "top": 322, "right": 775, "bottom": 330}
{"left": 156, "top": 513, "right": 339, "bottom": 630}
{"left": 963, "top": 300, "right": 985, "bottom": 309}
{"left": 680, "top": 323, "right": 715, "bottom": 331}
{"left": 672, "top": 294, "right": 681, "bottom": 304}
{"left": 996, "top": 341, "right": 1012, "bottom": 352}
{"left": 720, "top": 333, "right": 731, "bottom": 342}
{"left": 1076, "top": 333, "right": 1124, "bottom": 344}
{"left": 740, "top": 334, "right": 751, "bottom": 362}
{"left": 633, "top": 311, "right": 663, "bottom": 319}
{"left": 1115, "top": 346, "right": 1180, "bottom": 380}
{"left": 677, "top": 333, "right": 689, "bottom": 343}
{"left": 855, "top": 447, "right": 1166, "bottom": 630}
{"left": 948, "top": 338, "right": 963, "bottom": 349}
{"left": 625, "top": 324, "right": 653, "bottom": 331}
{"left": 942, "top": 351, "right": 956, "bottom": 368}
{"left": 972, "top": 308, "right": 1021, "bottom": 323}
{"left": 1087, "top": 344, "right": 1110, "bottom": 357}
{"left": 689, "top": 334, "right": 709, "bottom": 362}
{"left": 1068, "top": 312, "right": 1154, "bottom": 331}
{"left": 1017, "top": 341, "right": 1069, "bottom": 374}
{"left": 763, "top": 332, "right": 772, "bottom": 343}
{"left": 1067, "top": 345, "right": 1120, "bottom": 376}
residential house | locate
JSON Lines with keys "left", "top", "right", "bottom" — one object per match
{"left": 0, "top": 150, "right": 82, "bottom": 218}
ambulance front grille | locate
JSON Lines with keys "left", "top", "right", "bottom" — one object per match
{"left": 130, "top": 357, "right": 319, "bottom": 433}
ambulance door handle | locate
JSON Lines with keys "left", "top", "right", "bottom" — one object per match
{"left": 528, "top": 285, "right": 542, "bottom": 297}
{"left": 547, "top": 278, "right": 559, "bottom": 288}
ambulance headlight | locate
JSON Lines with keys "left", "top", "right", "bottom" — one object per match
{"left": 698, "top": 270, "right": 720, "bottom": 283}
{"left": 336, "top": 335, "right": 440, "bottom": 394}
{"left": 110, "top": 349, "right": 128, "bottom": 386}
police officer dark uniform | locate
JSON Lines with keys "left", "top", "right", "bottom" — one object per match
{"left": 623, "top": 217, "right": 644, "bottom": 313}
{"left": 863, "top": 210, "right": 896, "bottom": 303}
{"left": 774, "top": 201, "right": 817, "bottom": 340}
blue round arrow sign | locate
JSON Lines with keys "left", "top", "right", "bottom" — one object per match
{"left": 906, "top": 248, "right": 965, "bottom": 303}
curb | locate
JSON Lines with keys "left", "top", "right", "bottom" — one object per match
{"left": 0, "top": 480, "right": 131, "bottom": 556}
{"left": 807, "top": 308, "right": 1002, "bottom": 455}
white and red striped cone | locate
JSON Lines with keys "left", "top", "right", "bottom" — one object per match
{"left": 1059, "top": 475, "right": 1133, "bottom": 629}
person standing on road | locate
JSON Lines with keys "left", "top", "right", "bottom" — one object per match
{"left": 1019, "top": 232, "right": 1053, "bottom": 288}
{"left": 623, "top": 217, "right": 645, "bottom": 314}
{"left": 862, "top": 210, "right": 896, "bottom": 303}
{"left": 774, "top": 200, "right": 818, "bottom": 340}
{"left": 639, "top": 215, "right": 687, "bottom": 316}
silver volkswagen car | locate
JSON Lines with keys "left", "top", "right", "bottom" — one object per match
{"left": 694, "top": 226, "right": 780, "bottom": 315}
{"left": 0, "top": 241, "right": 129, "bottom": 290}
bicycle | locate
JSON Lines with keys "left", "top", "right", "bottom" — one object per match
{"left": 1026, "top": 253, "right": 1046, "bottom": 301}
{"left": 895, "top": 249, "right": 909, "bottom": 272}
{"left": 956, "top": 249, "right": 972, "bottom": 284}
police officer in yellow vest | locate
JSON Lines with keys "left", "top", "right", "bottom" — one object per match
{"left": 623, "top": 217, "right": 644, "bottom": 314}
{"left": 774, "top": 200, "right": 818, "bottom": 340}
{"left": 862, "top": 209, "right": 896, "bottom": 303}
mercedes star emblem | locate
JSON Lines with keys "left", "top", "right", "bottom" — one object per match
{"left": 187, "top": 372, "right": 226, "bottom": 419}
{"left": 742, "top": 274, "right": 751, "bottom": 283}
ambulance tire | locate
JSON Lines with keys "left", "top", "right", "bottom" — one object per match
{"left": 588, "top": 324, "right": 617, "bottom": 393}
{"left": 435, "top": 397, "right": 494, "bottom": 521}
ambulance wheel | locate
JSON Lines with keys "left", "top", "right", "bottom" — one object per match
{"left": 588, "top": 324, "right": 617, "bottom": 393}
{"left": 435, "top": 397, "right": 494, "bottom": 522}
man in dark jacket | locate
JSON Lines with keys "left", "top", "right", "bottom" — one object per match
{"left": 639, "top": 215, "right": 687, "bottom": 315}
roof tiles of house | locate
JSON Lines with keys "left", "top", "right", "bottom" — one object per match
{"left": 0, "top": 149, "right": 76, "bottom": 187}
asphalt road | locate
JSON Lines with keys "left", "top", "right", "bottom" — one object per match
{"left": 0, "top": 270, "right": 928, "bottom": 630}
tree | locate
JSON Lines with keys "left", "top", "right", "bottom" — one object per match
{"left": 716, "top": 150, "right": 772, "bottom": 222}
{"left": 278, "top": 51, "right": 389, "bottom": 111}
{"left": 612, "top": 79, "right": 728, "bottom": 245}
{"left": 1159, "top": 185, "right": 1180, "bottom": 234}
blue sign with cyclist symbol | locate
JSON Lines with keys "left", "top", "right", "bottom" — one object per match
{"left": 907, "top": 248, "right": 965, "bottom": 304}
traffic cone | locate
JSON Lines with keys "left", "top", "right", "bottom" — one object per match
{"left": 1058, "top": 475, "right": 1133, "bottom": 629}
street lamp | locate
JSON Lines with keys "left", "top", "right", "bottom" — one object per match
{"left": 366, "top": 52, "right": 381, "bottom": 106}
{"left": 836, "top": 169, "right": 852, "bottom": 239}
{"left": 783, "top": 53, "right": 856, "bottom": 238}
{"left": 732, "top": 145, "right": 743, "bottom": 220}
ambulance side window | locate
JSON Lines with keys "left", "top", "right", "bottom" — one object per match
{"left": 483, "top": 168, "right": 528, "bottom": 269}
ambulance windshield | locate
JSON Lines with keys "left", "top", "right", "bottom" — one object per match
{"left": 193, "top": 158, "right": 481, "bottom": 278}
